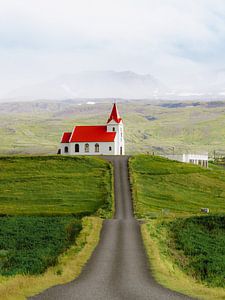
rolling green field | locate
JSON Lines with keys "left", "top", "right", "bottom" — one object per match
{"left": 0, "top": 156, "right": 112, "bottom": 216}
{"left": 130, "top": 155, "right": 225, "bottom": 218}
{"left": 2, "top": 100, "right": 225, "bottom": 156}
{"left": 0, "top": 216, "right": 81, "bottom": 276}
{"left": 0, "top": 155, "right": 112, "bottom": 279}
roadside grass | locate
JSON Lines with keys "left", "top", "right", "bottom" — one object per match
{"left": 0, "top": 216, "right": 82, "bottom": 276}
{"left": 0, "top": 217, "right": 103, "bottom": 300}
{"left": 0, "top": 155, "right": 112, "bottom": 217}
{"left": 130, "top": 155, "right": 225, "bottom": 299}
{"left": 166, "top": 215, "right": 225, "bottom": 288}
{"left": 129, "top": 155, "right": 225, "bottom": 218}
{"left": 142, "top": 218, "right": 225, "bottom": 300}
{"left": 0, "top": 155, "right": 113, "bottom": 298}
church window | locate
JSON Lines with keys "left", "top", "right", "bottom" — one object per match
{"left": 95, "top": 143, "right": 99, "bottom": 153}
{"left": 75, "top": 144, "right": 79, "bottom": 153}
{"left": 109, "top": 146, "right": 112, "bottom": 151}
{"left": 85, "top": 143, "right": 89, "bottom": 153}
{"left": 64, "top": 146, "right": 68, "bottom": 153}
{"left": 113, "top": 127, "right": 115, "bottom": 132}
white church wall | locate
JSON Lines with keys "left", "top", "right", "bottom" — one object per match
{"left": 68, "top": 142, "right": 115, "bottom": 155}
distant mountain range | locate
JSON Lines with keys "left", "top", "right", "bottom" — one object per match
{"left": 2, "top": 70, "right": 225, "bottom": 102}
{"left": 4, "top": 71, "right": 167, "bottom": 101}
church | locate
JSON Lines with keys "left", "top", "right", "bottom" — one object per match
{"left": 59, "top": 103, "right": 125, "bottom": 155}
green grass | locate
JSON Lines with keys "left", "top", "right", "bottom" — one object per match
{"left": 2, "top": 100, "right": 225, "bottom": 156}
{"left": 130, "top": 155, "right": 225, "bottom": 218}
{"left": 0, "top": 216, "right": 82, "bottom": 276}
{"left": 142, "top": 219, "right": 225, "bottom": 300}
{"left": 166, "top": 215, "right": 225, "bottom": 288}
{"left": 0, "top": 156, "right": 112, "bottom": 216}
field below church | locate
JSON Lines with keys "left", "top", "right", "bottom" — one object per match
{"left": 130, "top": 155, "right": 225, "bottom": 218}
{"left": 130, "top": 155, "right": 225, "bottom": 298}
{"left": 0, "top": 155, "right": 112, "bottom": 286}
{"left": 0, "top": 155, "right": 112, "bottom": 216}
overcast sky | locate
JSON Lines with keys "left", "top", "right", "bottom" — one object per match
{"left": 1, "top": 0, "right": 225, "bottom": 98}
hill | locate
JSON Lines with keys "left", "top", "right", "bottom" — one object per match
{"left": 0, "top": 156, "right": 112, "bottom": 216}
{"left": 1, "top": 99, "right": 225, "bottom": 156}
{"left": 130, "top": 155, "right": 225, "bottom": 218}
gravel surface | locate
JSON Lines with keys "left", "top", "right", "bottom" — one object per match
{"left": 30, "top": 156, "right": 193, "bottom": 300}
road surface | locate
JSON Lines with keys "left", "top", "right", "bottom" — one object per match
{"left": 30, "top": 156, "right": 192, "bottom": 300}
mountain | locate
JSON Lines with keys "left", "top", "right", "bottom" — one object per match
{"left": 5, "top": 70, "right": 167, "bottom": 101}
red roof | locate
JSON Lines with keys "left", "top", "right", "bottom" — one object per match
{"left": 69, "top": 126, "right": 116, "bottom": 142}
{"left": 61, "top": 132, "right": 72, "bottom": 143}
{"left": 107, "top": 103, "right": 122, "bottom": 124}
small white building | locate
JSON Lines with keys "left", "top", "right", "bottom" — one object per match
{"left": 59, "top": 103, "right": 125, "bottom": 155}
{"left": 164, "top": 154, "right": 208, "bottom": 168}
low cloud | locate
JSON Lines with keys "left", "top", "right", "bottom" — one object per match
{"left": 0, "top": 0, "right": 225, "bottom": 98}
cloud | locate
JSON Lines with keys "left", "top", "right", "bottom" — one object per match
{"left": 0, "top": 0, "right": 225, "bottom": 97}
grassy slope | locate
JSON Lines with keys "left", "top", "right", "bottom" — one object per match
{"left": 130, "top": 155, "right": 225, "bottom": 299}
{"left": 0, "top": 156, "right": 112, "bottom": 298}
{"left": 142, "top": 220, "right": 225, "bottom": 300}
{"left": 0, "top": 217, "right": 103, "bottom": 300}
{"left": 2, "top": 100, "right": 225, "bottom": 156}
{"left": 0, "top": 156, "right": 112, "bottom": 216}
{"left": 130, "top": 155, "right": 225, "bottom": 218}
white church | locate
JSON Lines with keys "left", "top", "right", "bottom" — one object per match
{"left": 59, "top": 103, "right": 125, "bottom": 155}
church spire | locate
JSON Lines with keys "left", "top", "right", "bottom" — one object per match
{"left": 107, "top": 103, "right": 122, "bottom": 124}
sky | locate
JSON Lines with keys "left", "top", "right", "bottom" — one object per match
{"left": 1, "top": 0, "right": 225, "bottom": 98}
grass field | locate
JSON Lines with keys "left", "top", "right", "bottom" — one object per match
{"left": 0, "top": 216, "right": 81, "bottom": 276}
{"left": 130, "top": 155, "right": 225, "bottom": 218}
{"left": 0, "top": 156, "right": 112, "bottom": 216}
{"left": 0, "top": 155, "right": 111, "bottom": 297}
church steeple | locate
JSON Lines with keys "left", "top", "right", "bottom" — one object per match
{"left": 107, "top": 103, "right": 122, "bottom": 124}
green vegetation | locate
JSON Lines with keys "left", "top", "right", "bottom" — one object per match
{"left": 0, "top": 216, "right": 81, "bottom": 276}
{"left": 130, "top": 155, "right": 225, "bottom": 218}
{"left": 0, "top": 217, "right": 103, "bottom": 300}
{"left": 142, "top": 219, "right": 225, "bottom": 300}
{"left": 167, "top": 215, "right": 225, "bottom": 288}
{"left": 0, "top": 156, "right": 112, "bottom": 216}
{"left": 2, "top": 100, "right": 225, "bottom": 156}
{"left": 0, "top": 155, "right": 112, "bottom": 298}
{"left": 131, "top": 155, "right": 225, "bottom": 298}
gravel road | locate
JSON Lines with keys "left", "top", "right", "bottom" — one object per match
{"left": 30, "top": 156, "right": 193, "bottom": 300}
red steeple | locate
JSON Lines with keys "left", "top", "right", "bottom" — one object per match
{"left": 107, "top": 103, "right": 122, "bottom": 124}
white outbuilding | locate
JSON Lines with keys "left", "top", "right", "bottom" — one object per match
{"left": 59, "top": 103, "right": 125, "bottom": 155}
{"left": 164, "top": 154, "right": 208, "bottom": 168}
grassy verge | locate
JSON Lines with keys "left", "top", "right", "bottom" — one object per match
{"left": 0, "top": 216, "right": 102, "bottom": 300}
{"left": 130, "top": 155, "right": 225, "bottom": 299}
{"left": 142, "top": 219, "right": 225, "bottom": 300}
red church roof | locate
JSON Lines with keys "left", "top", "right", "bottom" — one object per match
{"left": 61, "top": 132, "right": 72, "bottom": 143}
{"left": 69, "top": 126, "right": 116, "bottom": 142}
{"left": 107, "top": 103, "right": 122, "bottom": 124}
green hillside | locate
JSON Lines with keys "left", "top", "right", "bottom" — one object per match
{"left": 1, "top": 100, "right": 225, "bottom": 156}
{"left": 130, "top": 155, "right": 225, "bottom": 218}
{"left": 0, "top": 156, "right": 112, "bottom": 216}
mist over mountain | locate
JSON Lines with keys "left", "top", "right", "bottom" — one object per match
{"left": 4, "top": 71, "right": 167, "bottom": 101}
